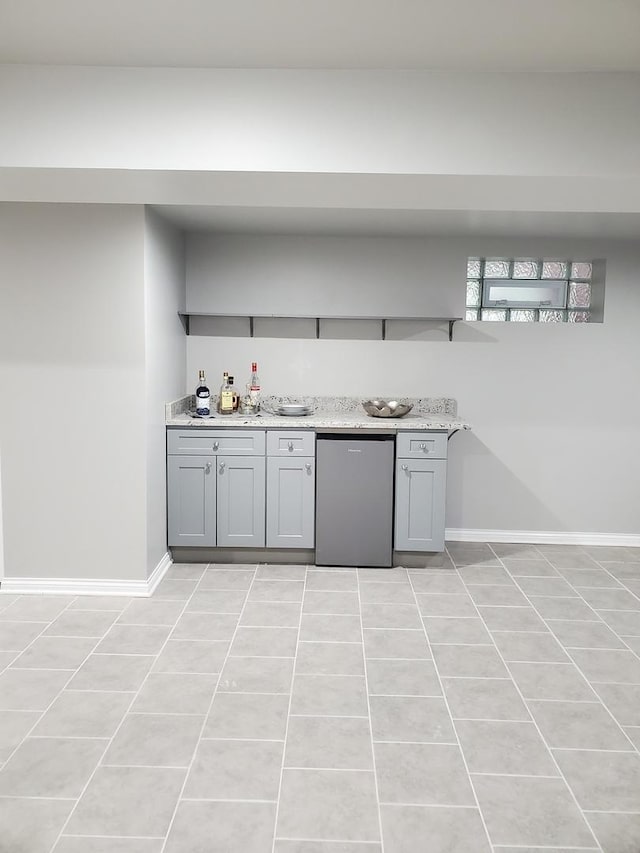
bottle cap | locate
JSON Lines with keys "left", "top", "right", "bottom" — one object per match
{"left": 252, "top": 362, "right": 257, "bottom": 371}
{"left": 228, "top": 376, "right": 234, "bottom": 384}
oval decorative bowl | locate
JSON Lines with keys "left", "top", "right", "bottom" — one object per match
{"left": 362, "top": 400, "right": 413, "bottom": 418}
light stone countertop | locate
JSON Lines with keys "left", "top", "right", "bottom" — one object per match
{"left": 166, "top": 410, "right": 470, "bottom": 432}
{"left": 165, "top": 394, "right": 470, "bottom": 432}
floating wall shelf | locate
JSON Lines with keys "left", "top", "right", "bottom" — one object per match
{"left": 178, "top": 313, "right": 462, "bottom": 341}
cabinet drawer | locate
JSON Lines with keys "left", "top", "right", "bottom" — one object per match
{"left": 396, "top": 432, "right": 448, "bottom": 460}
{"left": 167, "top": 429, "right": 266, "bottom": 456}
{"left": 266, "top": 430, "right": 316, "bottom": 457}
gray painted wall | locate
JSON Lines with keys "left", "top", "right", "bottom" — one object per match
{"left": 1, "top": 68, "right": 639, "bottom": 178}
{"left": 0, "top": 203, "right": 148, "bottom": 580}
{"left": 187, "top": 233, "right": 461, "bottom": 318}
{"left": 144, "top": 208, "right": 186, "bottom": 576}
{"left": 186, "top": 232, "right": 640, "bottom": 537}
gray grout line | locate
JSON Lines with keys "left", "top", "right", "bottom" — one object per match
{"left": 201, "top": 736, "right": 285, "bottom": 742}
{"left": 60, "top": 835, "right": 166, "bottom": 840}
{"left": 276, "top": 838, "right": 381, "bottom": 846}
{"left": 491, "top": 847, "right": 598, "bottom": 851}
{"left": 216, "top": 690, "right": 292, "bottom": 696}
{"left": 282, "top": 766, "right": 374, "bottom": 772}
{"left": 582, "top": 808, "right": 640, "bottom": 814}
{"left": 100, "top": 763, "right": 189, "bottom": 770}
{"left": 289, "top": 713, "right": 369, "bottom": 719}
{"left": 468, "top": 772, "right": 561, "bottom": 779}
{"left": 550, "top": 746, "right": 638, "bottom": 754}
{"left": 407, "top": 564, "right": 496, "bottom": 853}
{"left": 180, "top": 797, "right": 278, "bottom": 803}
{"left": 355, "top": 566, "right": 387, "bottom": 853}
{"left": 0, "top": 795, "right": 78, "bottom": 801}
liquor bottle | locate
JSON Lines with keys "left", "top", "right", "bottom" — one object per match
{"left": 228, "top": 375, "right": 240, "bottom": 412}
{"left": 249, "top": 362, "right": 261, "bottom": 410}
{"left": 218, "top": 372, "right": 234, "bottom": 415}
{"left": 195, "top": 370, "right": 211, "bottom": 417}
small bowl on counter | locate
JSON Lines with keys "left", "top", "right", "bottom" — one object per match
{"left": 362, "top": 400, "right": 414, "bottom": 418}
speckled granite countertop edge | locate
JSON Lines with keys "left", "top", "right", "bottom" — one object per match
{"left": 165, "top": 394, "right": 470, "bottom": 431}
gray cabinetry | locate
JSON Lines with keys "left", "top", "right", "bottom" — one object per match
{"left": 167, "top": 428, "right": 266, "bottom": 548}
{"left": 266, "top": 431, "right": 316, "bottom": 457}
{"left": 267, "top": 456, "right": 315, "bottom": 548}
{"left": 167, "top": 429, "right": 265, "bottom": 456}
{"left": 216, "top": 456, "right": 266, "bottom": 547}
{"left": 167, "top": 455, "right": 216, "bottom": 547}
{"left": 395, "top": 432, "right": 447, "bottom": 552}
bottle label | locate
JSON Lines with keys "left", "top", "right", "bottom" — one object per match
{"left": 196, "top": 393, "right": 210, "bottom": 415}
{"left": 220, "top": 390, "right": 234, "bottom": 412}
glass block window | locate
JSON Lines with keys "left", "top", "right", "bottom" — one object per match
{"left": 466, "top": 257, "right": 593, "bottom": 323}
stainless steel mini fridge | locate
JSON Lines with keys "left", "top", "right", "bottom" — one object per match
{"left": 315, "top": 434, "right": 395, "bottom": 568}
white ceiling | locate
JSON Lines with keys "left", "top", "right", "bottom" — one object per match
{"left": 2, "top": 0, "right": 640, "bottom": 71}
{"left": 152, "top": 205, "right": 640, "bottom": 239}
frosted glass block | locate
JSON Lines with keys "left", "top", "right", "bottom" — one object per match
{"left": 568, "top": 282, "right": 591, "bottom": 308}
{"left": 484, "top": 259, "right": 510, "bottom": 278}
{"left": 542, "top": 261, "right": 568, "bottom": 279}
{"left": 466, "top": 280, "right": 481, "bottom": 307}
{"left": 467, "top": 258, "right": 481, "bottom": 278}
{"left": 481, "top": 309, "right": 507, "bottom": 321}
{"left": 539, "top": 310, "right": 566, "bottom": 323}
{"left": 513, "top": 260, "right": 539, "bottom": 279}
{"left": 571, "top": 262, "right": 592, "bottom": 279}
{"left": 568, "top": 310, "right": 591, "bottom": 323}
{"left": 484, "top": 280, "right": 566, "bottom": 308}
{"left": 465, "top": 308, "right": 479, "bottom": 321}
{"left": 510, "top": 309, "right": 536, "bottom": 322}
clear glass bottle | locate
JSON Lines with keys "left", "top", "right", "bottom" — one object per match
{"left": 240, "top": 384, "right": 254, "bottom": 415}
{"left": 249, "top": 361, "right": 261, "bottom": 410}
{"left": 195, "top": 369, "right": 210, "bottom": 417}
{"left": 218, "top": 372, "right": 234, "bottom": 415}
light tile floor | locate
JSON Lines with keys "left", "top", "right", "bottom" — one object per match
{"left": 0, "top": 543, "right": 639, "bottom": 852}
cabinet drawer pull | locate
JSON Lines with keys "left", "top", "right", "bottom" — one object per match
{"left": 288, "top": 441, "right": 294, "bottom": 452}
{"left": 419, "top": 443, "right": 429, "bottom": 452}
{"left": 219, "top": 462, "right": 226, "bottom": 473}
{"left": 205, "top": 462, "right": 211, "bottom": 474}
{"left": 212, "top": 441, "right": 220, "bottom": 451}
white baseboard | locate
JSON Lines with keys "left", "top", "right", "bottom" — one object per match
{"left": 445, "top": 528, "right": 640, "bottom": 548}
{"left": 146, "top": 551, "right": 173, "bottom": 596}
{"left": 0, "top": 552, "right": 173, "bottom": 597}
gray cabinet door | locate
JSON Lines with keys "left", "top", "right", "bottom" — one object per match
{"left": 216, "top": 455, "right": 266, "bottom": 548}
{"left": 394, "top": 458, "right": 447, "bottom": 552}
{"left": 167, "top": 455, "right": 216, "bottom": 547}
{"left": 266, "top": 456, "right": 315, "bottom": 549}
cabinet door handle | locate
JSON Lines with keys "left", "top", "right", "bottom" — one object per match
{"left": 219, "top": 462, "right": 226, "bottom": 473}
{"left": 205, "top": 462, "right": 211, "bottom": 474}
{"left": 305, "top": 463, "right": 312, "bottom": 473}
{"left": 288, "top": 441, "right": 294, "bottom": 452}
{"left": 212, "top": 441, "right": 219, "bottom": 451}
{"left": 401, "top": 464, "right": 409, "bottom": 472}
